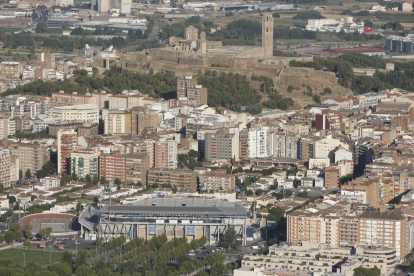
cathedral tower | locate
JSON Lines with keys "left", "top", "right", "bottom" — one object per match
{"left": 262, "top": 13, "right": 274, "bottom": 58}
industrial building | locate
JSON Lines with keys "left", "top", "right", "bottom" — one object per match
{"left": 79, "top": 198, "right": 249, "bottom": 244}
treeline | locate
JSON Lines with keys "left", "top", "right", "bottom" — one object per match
{"left": 2, "top": 22, "right": 148, "bottom": 52}
{"left": 292, "top": 11, "right": 325, "bottom": 20}
{"left": 197, "top": 73, "right": 262, "bottom": 107}
{"left": 161, "top": 16, "right": 203, "bottom": 39}
{"left": 336, "top": 30, "right": 383, "bottom": 42}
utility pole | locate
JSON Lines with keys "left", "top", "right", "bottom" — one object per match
{"left": 23, "top": 253, "right": 25, "bottom": 267}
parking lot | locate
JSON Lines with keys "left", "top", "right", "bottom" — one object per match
{"left": 34, "top": 234, "right": 97, "bottom": 251}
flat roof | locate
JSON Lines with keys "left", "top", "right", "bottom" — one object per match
{"left": 323, "top": 47, "right": 385, "bottom": 54}
{"left": 96, "top": 198, "right": 247, "bottom": 217}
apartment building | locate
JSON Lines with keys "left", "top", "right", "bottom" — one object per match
{"left": 57, "top": 129, "right": 78, "bottom": 175}
{"left": 0, "top": 149, "right": 11, "bottom": 188}
{"left": 283, "top": 122, "right": 309, "bottom": 134}
{"left": 240, "top": 243, "right": 396, "bottom": 276}
{"left": 315, "top": 138, "right": 349, "bottom": 159}
{"left": 155, "top": 140, "right": 178, "bottom": 169}
{"left": 0, "top": 61, "right": 22, "bottom": 78}
{"left": 0, "top": 117, "right": 15, "bottom": 139}
{"left": 147, "top": 168, "right": 198, "bottom": 191}
{"left": 49, "top": 104, "right": 99, "bottom": 123}
{"left": 108, "top": 90, "right": 147, "bottom": 110}
{"left": 205, "top": 128, "right": 239, "bottom": 162}
{"left": 40, "top": 176, "right": 61, "bottom": 190}
{"left": 239, "top": 130, "right": 249, "bottom": 160}
{"left": 324, "top": 167, "right": 339, "bottom": 190}
{"left": 99, "top": 151, "right": 126, "bottom": 183}
{"left": 359, "top": 211, "right": 408, "bottom": 260}
{"left": 287, "top": 209, "right": 407, "bottom": 260}
{"left": 104, "top": 110, "right": 132, "bottom": 134}
{"left": 8, "top": 139, "right": 50, "bottom": 175}
{"left": 177, "top": 76, "right": 207, "bottom": 105}
{"left": 51, "top": 91, "right": 97, "bottom": 105}
{"left": 70, "top": 148, "right": 100, "bottom": 179}
{"left": 125, "top": 153, "right": 150, "bottom": 185}
{"left": 199, "top": 170, "right": 235, "bottom": 191}
{"left": 340, "top": 179, "right": 380, "bottom": 207}
{"left": 131, "top": 107, "right": 159, "bottom": 135}
{"left": 92, "top": 91, "right": 110, "bottom": 109}
{"left": 249, "top": 128, "right": 268, "bottom": 158}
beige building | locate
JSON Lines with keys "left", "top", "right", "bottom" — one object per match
{"left": 287, "top": 209, "right": 407, "bottom": 260}
{"left": 283, "top": 122, "right": 309, "bottom": 134}
{"left": 199, "top": 170, "right": 235, "bottom": 191}
{"left": 125, "top": 153, "right": 150, "bottom": 185}
{"left": 104, "top": 110, "right": 132, "bottom": 134}
{"left": 147, "top": 168, "right": 198, "bottom": 191}
{"left": 205, "top": 128, "right": 239, "bottom": 162}
{"left": 0, "top": 149, "right": 11, "bottom": 188}
{"left": 0, "top": 118, "right": 15, "bottom": 139}
{"left": 70, "top": 148, "right": 100, "bottom": 179}
{"left": 49, "top": 104, "right": 99, "bottom": 123}
{"left": 240, "top": 243, "right": 396, "bottom": 276}
{"left": 154, "top": 139, "right": 177, "bottom": 169}
{"left": 8, "top": 139, "right": 50, "bottom": 177}
{"left": 315, "top": 138, "right": 349, "bottom": 158}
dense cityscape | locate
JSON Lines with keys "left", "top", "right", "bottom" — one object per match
{"left": 0, "top": 0, "right": 414, "bottom": 275}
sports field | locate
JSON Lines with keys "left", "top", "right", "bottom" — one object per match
{"left": 0, "top": 249, "right": 65, "bottom": 266}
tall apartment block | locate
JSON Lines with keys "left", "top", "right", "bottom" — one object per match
{"left": 70, "top": 148, "right": 100, "bottom": 179}
{"left": 287, "top": 210, "right": 408, "bottom": 260}
{"left": 99, "top": 151, "right": 126, "bottom": 183}
{"left": 177, "top": 76, "right": 207, "bottom": 106}
{"left": 199, "top": 170, "right": 235, "bottom": 191}
{"left": 205, "top": 128, "right": 239, "bottom": 162}
{"left": 8, "top": 140, "right": 50, "bottom": 175}
{"left": 0, "top": 149, "right": 11, "bottom": 188}
{"left": 57, "top": 129, "right": 78, "bottom": 175}
{"left": 155, "top": 140, "right": 178, "bottom": 169}
{"left": 125, "top": 153, "right": 150, "bottom": 185}
{"left": 131, "top": 107, "right": 159, "bottom": 135}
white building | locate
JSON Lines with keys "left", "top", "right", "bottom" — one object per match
{"left": 48, "top": 104, "right": 99, "bottom": 123}
{"left": 40, "top": 176, "right": 61, "bottom": 190}
{"left": 248, "top": 127, "right": 269, "bottom": 158}
{"left": 306, "top": 17, "right": 365, "bottom": 33}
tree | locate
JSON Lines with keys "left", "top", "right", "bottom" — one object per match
{"left": 299, "top": 191, "right": 308, "bottom": 198}
{"left": 61, "top": 251, "right": 73, "bottom": 267}
{"left": 15, "top": 231, "right": 23, "bottom": 241}
{"left": 45, "top": 227, "right": 53, "bottom": 237}
{"left": 284, "top": 190, "right": 293, "bottom": 198}
{"left": 8, "top": 195, "right": 16, "bottom": 204}
{"left": 76, "top": 202, "right": 84, "bottom": 213}
{"left": 172, "top": 185, "right": 178, "bottom": 194}
{"left": 85, "top": 174, "right": 92, "bottom": 183}
{"left": 25, "top": 169, "right": 32, "bottom": 179}
{"left": 49, "top": 262, "right": 72, "bottom": 276}
{"left": 267, "top": 207, "right": 285, "bottom": 222}
{"left": 115, "top": 178, "right": 121, "bottom": 185}
{"left": 23, "top": 240, "right": 32, "bottom": 247}
{"left": 92, "top": 177, "right": 99, "bottom": 186}
{"left": 312, "top": 95, "right": 321, "bottom": 103}
{"left": 19, "top": 170, "right": 23, "bottom": 181}
{"left": 0, "top": 235, "right": 5, "bottom": 244}
{"left": 0, "top": 184, "right": 4, "bottom": 193}
{"left": 12, "top": 223, "right": 21, "bottom": 232}
{"left": 72, "top": 172, "right": 78, "bottom": 181}
{"left": 100, "top": 176, "right": 106, "bottom": 184}
{"left": 355, "top": 266, "right": 381, "bottom": 276}
{"left": 75, "top": 249, "right": 88, "bottom": 268}
{"left": 39, "top": 228, "right": 47, "bottom": 240}
{"left": 5, "top": 231, "right": 15, "bottom": 243}
{"left": 222, "top": 225, "right": 239, "bottom": 249}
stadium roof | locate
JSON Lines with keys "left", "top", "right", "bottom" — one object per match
{"left": 96, "top": 198, "right": 248, "bottom": 217}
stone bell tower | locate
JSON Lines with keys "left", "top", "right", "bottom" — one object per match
{"left": 262, "top": 13, "right": 274, "bottom": 58}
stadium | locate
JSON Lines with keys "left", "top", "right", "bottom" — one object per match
{"left": 79, "top": 198, "right": 249, "bottom": 244}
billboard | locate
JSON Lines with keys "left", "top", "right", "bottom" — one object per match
{"left": 364, "top": 27, "right": 373, "bottom": 33}
{"left": 148, "top": 226, "right": 157, "bottom": 235}
{"left": 89, "top": 234, "right": 96, "bottom": 240}
{"left": 40, "top": 242, "right": 46, "bottom": 248}
{"left": 59, "top": 244, "right": 64, "bottom": 250}
{"left": 186, "top": 226, "right": 195, "bottom": 236}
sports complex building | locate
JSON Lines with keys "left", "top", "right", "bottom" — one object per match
{"left": 79, "top": 198, "right": 249, "bottom": 244}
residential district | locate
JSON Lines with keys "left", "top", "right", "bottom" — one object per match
{"left": 2, "top": 0, "right": 414, "bottom": 274}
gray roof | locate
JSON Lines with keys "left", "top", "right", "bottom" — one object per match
{"left": 96, "top": 198, "right": 247, "bottom": 217}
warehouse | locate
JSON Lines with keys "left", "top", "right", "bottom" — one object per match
{"left": 79, "top": 198, "right": 249, "bottom": 244}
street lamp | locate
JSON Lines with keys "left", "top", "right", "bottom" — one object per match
{"left": 23, "top": 253, "right": 25, "bottom": 267}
